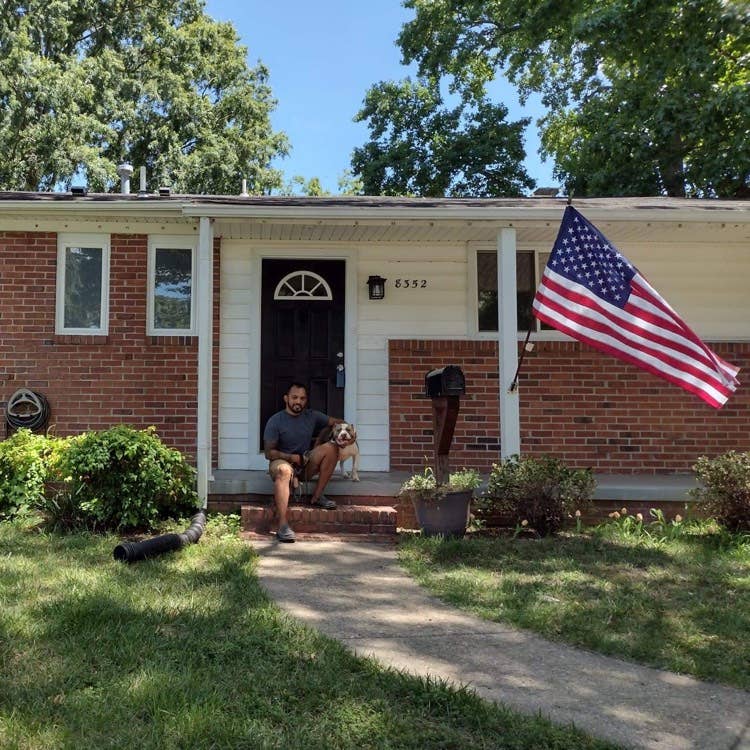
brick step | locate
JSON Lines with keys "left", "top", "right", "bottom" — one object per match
{"left": 244, "top": 493, "right": 395, "bottom": 507}
{"left": 241, "top": 503, "right": 398, "bottom": 537}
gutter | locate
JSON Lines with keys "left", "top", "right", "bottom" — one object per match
{"left": 180, "top": 202, "right": 750, "bottom": 225}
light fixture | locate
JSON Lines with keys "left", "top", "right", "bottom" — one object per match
{"left": 367, "top": 275, "right": 386, "bottom": 300}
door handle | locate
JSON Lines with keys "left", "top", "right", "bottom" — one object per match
{"left": 336, "top": 364, "right": 345, "bottom": 388}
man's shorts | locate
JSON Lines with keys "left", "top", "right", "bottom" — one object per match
{"left": 268, "top": 458, "right": 294, "bottom": 479}
{"left": 268, "top": 452, "right": 315, "bottom": 481}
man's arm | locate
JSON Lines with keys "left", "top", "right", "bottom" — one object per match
{"left": 264, "top": 439, "right": 303, "bottom": 467}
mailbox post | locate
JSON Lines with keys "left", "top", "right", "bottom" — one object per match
{"left": 424, "top": 366, "right": 466, "bottom": 484}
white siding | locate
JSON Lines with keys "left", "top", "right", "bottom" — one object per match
{"left": 354, "top": 243, "right": 473, "bottom": 470}
{"left": 217, "top": 235, "right": 750, "bottom": 472}
{"left": 619, "top": 241, "right": 749, "bottom": 340}
{"left": 218, "top": 241, "right": 253, "bottom": 470}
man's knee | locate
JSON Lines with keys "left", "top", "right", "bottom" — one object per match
{"left": 269, "top": 459, "right": 294, "bottom": 482}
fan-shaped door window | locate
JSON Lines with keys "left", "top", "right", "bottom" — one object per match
{"left": 273, "top": 270, "right": 333, "bottom": 300}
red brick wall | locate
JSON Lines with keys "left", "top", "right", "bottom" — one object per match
{"left": 0, "top": 231, "right": 221, "bottom": 463}
{"left": 389, "top": 339, "right": 750, "bottom": 473}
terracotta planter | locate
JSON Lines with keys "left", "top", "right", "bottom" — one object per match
{"left": 406, "top": 489, "right": 473, "bottom": 538}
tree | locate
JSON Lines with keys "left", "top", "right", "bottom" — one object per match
{"left": 278, "top": 175, "right": 330, "bottom": 196}
{"left": 351, "top": 78, "right": 533, "bottom": 197}
{"left": 0, "top": 0, "right": 288, "bottom": 194}
{"left": 398, "top": 0, "right": 750, "bottom": 198}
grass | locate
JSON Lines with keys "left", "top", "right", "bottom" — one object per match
{"left": 0, "top": 517, "right": 619, "bottom": 750}
{"left": 398, "top": 519, "right": 750, "bottom": 690}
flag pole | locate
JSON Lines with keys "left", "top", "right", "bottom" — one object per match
{"left": 509, "top": 329, "right": 533, "bottom": 392}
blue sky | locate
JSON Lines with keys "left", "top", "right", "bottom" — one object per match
{"left": 205, "top": 0, "right": 556, "bottom": 194}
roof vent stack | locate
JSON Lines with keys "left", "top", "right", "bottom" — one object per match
{"left": 117, "top": 163, "right": 134, "bottom": 195}
{"left": 240, "top": 178, "right": 249, "bottom": 197}
{"left": 138, "top": 166, "right": 148, "bottom": 197}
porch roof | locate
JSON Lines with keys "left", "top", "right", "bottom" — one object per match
{"left": 1, "top": 192, "right": 747, "bottom": 244}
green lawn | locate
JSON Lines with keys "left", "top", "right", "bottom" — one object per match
{"left": 0, "top": 518, "right": 618, "bottom": 750}
{"left": 398, "top": 521, "right": 750, "bottom": 690}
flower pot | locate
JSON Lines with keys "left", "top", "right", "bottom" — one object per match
{"left": 408, "top": 489, "right": 473, "bottom": 538}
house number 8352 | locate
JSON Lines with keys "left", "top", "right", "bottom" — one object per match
{"left": 394, "top": 279, "right": 428, "bottom": 289}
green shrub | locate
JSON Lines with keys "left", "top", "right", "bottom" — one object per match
{"left": 482, "top": 455, "right": 596, "bottom": 536}
{"left": 0, "top": 429, "right": 64, "bottom": 519}
{"left": 398, "top": 466, "right": 482, "bottom": 501}
{"left": 691, "top": 451, "right": 750, "bottom": 533}
{"left": 49, "top": 425, "right": 198, "bottom": 531}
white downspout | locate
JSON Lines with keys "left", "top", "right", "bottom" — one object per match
{"left": 497, "top": 228, "right": 521, "bottom": 458}
{"left": 196, "top": 216, "right": 213, "bottom": 508}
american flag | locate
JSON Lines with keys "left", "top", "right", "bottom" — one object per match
{"left": 532, "top": 206, "right": 740, "bottom": 408}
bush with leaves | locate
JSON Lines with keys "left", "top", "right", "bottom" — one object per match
{"left": 0, "top": 429, "right": 65, "bottom": 519}
{"left": 398, "top": 466, "right": 482, "bottom": 501}
{"left": 690, "top": 451, "right": 750, "bottom": 533}
{"left": 482, "top": 455, "right": 595, "bottom": 536}
{"left": 49, "top": 426, "right": 198, "bottom": 531}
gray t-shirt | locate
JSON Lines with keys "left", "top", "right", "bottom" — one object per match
{"left": 263, "top": 409, "right": 329, "bottom": 457}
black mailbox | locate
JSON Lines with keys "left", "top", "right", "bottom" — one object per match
{"left": 425, "top": 365, "right": 466, "bottom": 397}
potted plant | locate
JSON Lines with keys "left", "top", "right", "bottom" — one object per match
{"left": 398, "top": 466, "right": 482, "bottom": 538}
{"left": 479, "top": 455, "right": 595, "bottom": 536}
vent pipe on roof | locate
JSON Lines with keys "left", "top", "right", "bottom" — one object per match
{"left": 240, "top": 178, "right": 248, "bottom": 197}
{"left": 117, "top": 163, "right": 134, "bottom": 195}
{"left": 138, "top": 166, "right": 148, "bottom": 196}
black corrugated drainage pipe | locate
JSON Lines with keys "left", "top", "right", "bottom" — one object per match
{"left": 113, "top": 510, "right": 207, "bottom": 564}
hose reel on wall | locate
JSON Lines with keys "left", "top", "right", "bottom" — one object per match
{"left": 5, "top": 388, "right": 50, "bottom": 435}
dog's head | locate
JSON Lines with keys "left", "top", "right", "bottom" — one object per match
{"left": 331, "top": 422, "right": 357, "bottom": 447}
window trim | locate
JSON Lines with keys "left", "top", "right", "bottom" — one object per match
{"left": 468, "top": 246, "right": 570, "bottom": 341}
{"left": 56, "top": 233, "right": 110, "bottom": 335}
{"left": 273, "top": 270, "right": 333, "bottom": 300}
{"left": 147, "top": 236, "right": 198, "bottom": 336}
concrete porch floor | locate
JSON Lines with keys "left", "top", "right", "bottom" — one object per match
{"left": 210, "top": 469, "right": 698, "bottom": 503}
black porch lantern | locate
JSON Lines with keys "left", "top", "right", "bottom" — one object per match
{"left": 367, "top": 275, "right": 387, "bottom": 300}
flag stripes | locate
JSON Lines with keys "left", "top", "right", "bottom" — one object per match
{"left": 532, "top": 206, "right": 739, "bottom": 408}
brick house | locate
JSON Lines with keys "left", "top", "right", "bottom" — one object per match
{"left": 1, "top": 192, "right": 748, "bottom": 506}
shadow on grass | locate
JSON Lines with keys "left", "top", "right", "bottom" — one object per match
{"left": 1, "top": 524, "right": 617, "bottom": 750}
{"left": 398, "top": 532, "right": 750, "bottom": 690}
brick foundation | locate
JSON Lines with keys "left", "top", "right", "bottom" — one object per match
{"left": 389, "top": 339, "right": 750, "bottom": 473}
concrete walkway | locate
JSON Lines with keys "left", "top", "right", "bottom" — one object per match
{"left": 252, "top": 538, "right": 750, "bottom": 750}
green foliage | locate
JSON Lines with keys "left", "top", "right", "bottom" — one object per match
{"left": 691, "top": 451, "right": 750, "bottom": 533}
{"left": 596, "top": 506, "right": 690, "bottom": 542}
{"left": 483, "top": 455, "right": 595, "bottom": 536}
{"left": 352, "top": 77, "right": 533, "bottom": 197}
{"left": 398, "top": 526, "right": 750, "bottom": 689}
{"left": 0, "top": 524, "right": 615, "bottom": 750}
{"left": 0, "top": 429, "right": 63, "bottom": 518}
{"left": 0, "top": 0, "right": 288, "bottom": 193}
{"left": 398, "top": 0, "right": 750, "bottom": 197}
{"left": 49, "top": 426, "right": 198, "bottom": 531}
{"left": 278, "top": 174, "right": 331, "bottom": 196}
{"left": 399, "top": 465, "right": 482, "bottom": 500}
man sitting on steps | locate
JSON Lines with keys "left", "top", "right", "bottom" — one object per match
{"left": 263, "top": 382, "right": 342, "bottom": 543}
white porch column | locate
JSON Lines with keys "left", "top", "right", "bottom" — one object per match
{"left": 497, "top": 228, "right": 521, "bottom": 458}
{"left": 196, "top": 216, "right": 214, "bottom": 508}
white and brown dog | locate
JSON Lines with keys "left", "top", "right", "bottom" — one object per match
{"left": 316, "top": 422, "right": 360, "bottom": 481}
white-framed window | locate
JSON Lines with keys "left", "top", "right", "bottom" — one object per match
{"left": 56, "top": 233, "right": 110, "bottom": 335}
{"left": 472, "top": 248, "right": 554, "bottom": 335}
{"left": 273, "top": 270, "right": 333, "bottom": 300}
{"left": 147, "top": 236, "right": 197, "bottom": 335}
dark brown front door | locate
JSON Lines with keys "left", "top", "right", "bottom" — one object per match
{"left": 260, "top": 259, "right": 345, "bottom": 443}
